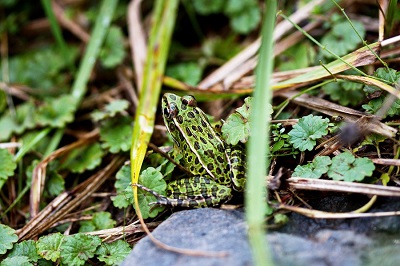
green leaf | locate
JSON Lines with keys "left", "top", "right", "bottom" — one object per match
{"left": 34, "top": 95, "right": 76, "bottom": 128}
{"left": 96, "top": 240, "right": 131, "bottom": 265}
{"left": 293, "top": 156, "right": 331, "bottom": 179}
{"left": 60, "top": 234, "right": 101, "bottom": 266}
{"left": 0, "top": 101, "right": 36, "bottom": 141}
{"left": 288, "top": 115, "right": 329, "bottom": 151}
{"left": 192, "top": 0, "right": 225, "bottom": 15}
{"left": 8, "top": 240, "right": 40, "bottom": 263}
{"left": 201, "top": 35, "right": 242, "bottom": 61}
{"left": 91, "top": 99, "right": 130, "bottom": 121}
{"left": 222, "top": 97, "right": 272, "bottom": 145}
{"left": 321, "top": 19, "right": 365, "bottom": 58}
{"left": 0, "top": 149, "right": 17, "bottom": 189}
{"left": 136, "top": 167, "right": 167, "bottom": 219}
{"left": 227, "top": 2, "right": 261, "bottom": 34}
{"left": 59, "top": 143, "right": 103, "bottom": 173}
{"left": 277, "top": 42, "right": 316, "bottom": 71}
{"left": 166, "top": 62, "right": 203, "bottom": 86}
{"left": 362, "top": 97, "right": 400, "bottom": 117}
{"left": 1, "top": 256, "right": 32, "bottom": 266}
{"left": 364, "top": 67, "right": 399, "bottom": 93}
{"left": 36, "top": 233, "right": 64, "bottom": 262}
{"left": 100, "top": 116, "right": 133, "bottom": 153}
{"left": 0, "top": 224, "right": 18, "bottom": 255}
{"left": 45, "top": 171, "right": 65, "bottom": 197}
{"left": 327, "top": 152, "right": 375, "bottom": 181}
{"left": 322, "top": 80, "right": 364, "bottom": 106}
{"left": 6, "top": 46, "right": 78, "bottom": 93}
{"left": 79, "top": 212, "right": 116, "bottom": 233}
{"left": 112, "top": 165, "right": 133, "bottom": 208}
{"left": 100, "top": 26, "right": 126, "bottom": 68}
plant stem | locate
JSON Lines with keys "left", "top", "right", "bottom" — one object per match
{"left": 246, "top": 1, "right": 277, "bottom": 266}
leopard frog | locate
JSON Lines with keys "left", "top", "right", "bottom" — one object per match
{"left": 137, "top": 93, "right": 246, "bottom": 208}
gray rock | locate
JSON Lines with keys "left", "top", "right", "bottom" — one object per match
{"left": 122, "top": 208, "right": 374, "bottom": 266}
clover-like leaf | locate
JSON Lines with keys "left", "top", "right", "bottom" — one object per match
{"left": 0, "top": 101, "right": 36, "bottom": 141}
{"left": 364, "top": 67, "right": 399, "bottom": 93}
{"left": 327, "top": 152, "right": 375, "bottom": 181}
{"left": 35, "top": 95, "right": 76, "bottom": 128}
{"left": 166, "top": 62, "right": 203, "bottom": 86}
{"left": 321, "top": 18, "right": 365, "bottom": 58}
{"left": 136, "top": 167, "right": 167, "bottom": 219}
{"left": 8, "top": 240, "right": 40, "bottom": 263}
{"left": 322, "top": 80, "right": 364, "bottom": 106}
{"left": 112, "top": 165, "right": 133, "bottom": 208}
{"left": 100, "top": 26, "right": 126, "bottom": 68}
{"left": 36, "top": 233, "right": 64, "bottom": 262}
{"left": 293, "top": 156, "right": 331, "bottom": 179}
{"left": 96, "top": 240, "right": 131, "bottom": 265}
{"left": 363, "top": 97, "right": 400, "bottom": 117}
{"left": 1, "top": 256, "right": 32, "bottom": 266}
{"left": 60, "top": 234, "right": 101, "bottom": 266}
{"left": 288, "top": 114, "right": 329, "bottom": 151}
{"left": 79, "top": 212, "right": 116, "bottom": 233}
{"left": 8, "top": 46, "right": 78, "bottom": 92}
{"left": 91, "top": 99, "right": 130, "bottom": 122}
{"left": 228, "top": 3, "right": 260, "bottom": 34}
{"left": 0, "top": 224, "right": 18, "bottom": 255}
{"left": 222, "top": 97, "right": 272, "bottom": 145}
{"left": 100, "top": 116, "right": 133, "bottom": 153}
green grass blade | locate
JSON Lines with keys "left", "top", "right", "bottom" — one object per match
{"left": 246, "top": 1, "right": 277, "bottom": 265}
{"left": 40, "top": 0, "right": 71, "bottom": 69}
{"left": 71, "top": 0, "right": 118, "bottom": 103}
{"left": 130, "top": 0, "right": 179, "bottom": 213}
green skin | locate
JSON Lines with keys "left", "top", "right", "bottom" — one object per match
{"left": 136, "top": 93, "right": 246, "bottom": 208}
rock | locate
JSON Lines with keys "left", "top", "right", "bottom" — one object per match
{"left": 121, "top": 208, "right": 376, "bottom": 266}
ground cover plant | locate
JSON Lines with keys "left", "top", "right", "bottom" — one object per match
{"left": 1, "top": 0, "right": 400, "bottom": 264}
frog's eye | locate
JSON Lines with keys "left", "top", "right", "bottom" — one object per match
{"left": 181, "top": 95, "right": 197, "bottom": 107}
{"left": 164, "top": 103, "right": 179, "bottom": 118}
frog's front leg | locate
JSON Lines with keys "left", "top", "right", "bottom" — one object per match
{"left": 136, "top": 176, "right": 232, "bottom": 208}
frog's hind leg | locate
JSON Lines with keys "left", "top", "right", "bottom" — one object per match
{"left": 166, "top": 176, "right": 232, "bottom": 208}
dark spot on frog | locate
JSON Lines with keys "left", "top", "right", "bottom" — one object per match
{"left": 185, "top": 128, "right": 193, "bottom": 136}
{"left": 217, "top": 144, "right": 224, "bottom": 152}
{"left": 168, "top": 122, "right": 176, "bottom": 132}
{"left": 200, "top": 137, "right": 207, "bottom": 144}
{"left": 194, "top": 141, "right": 200, "bottom": 150}
{"left": 187, "top": 111, "right": 195, "bottom": 118}
{"left": 216, "top": 168, "right": 222, "bottom": 175}
{"left": 179, "top": 133, "right": 185, "bottom": 141}
{"left": 176, "top": 115, "right": 184, "bottom": 124}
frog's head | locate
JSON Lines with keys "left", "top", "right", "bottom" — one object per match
{"left": 161, "top": 93, "right": 199, "bottom": 145}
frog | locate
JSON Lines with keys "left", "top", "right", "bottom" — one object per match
{"left": 135, "top": 93, "right": 246, "bottom": 208}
